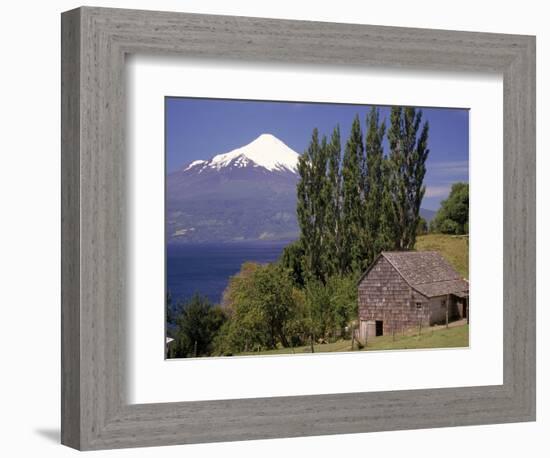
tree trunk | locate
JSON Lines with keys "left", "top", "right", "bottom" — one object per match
{"left": 270, "top": 322, "right": 276, "bottom": 349}
{"left": 279, "top": 330, "right": 290, "bottom": 348}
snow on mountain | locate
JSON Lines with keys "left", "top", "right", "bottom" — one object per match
{"left": 183, "top": 159, "right": 206, "bottom": 171}
{"left": 183, "top": 133, "right": 299, "bottom": 174}
{"left": 167, "top": 134, "right": 300, "bottom": 243}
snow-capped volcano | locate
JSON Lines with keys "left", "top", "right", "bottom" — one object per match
{"left": 167, "top": 134, "right": 301, "bottom": 244}
{"left": 182, "top": 133, "right": 299, "bottom": 174}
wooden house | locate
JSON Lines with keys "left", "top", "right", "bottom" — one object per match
{"left": 357, "top": 251, "right": 469, "bottom": 342}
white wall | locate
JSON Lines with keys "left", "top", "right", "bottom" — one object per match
{"left": 0, "top": 1, "right": 546, "bottom": 457}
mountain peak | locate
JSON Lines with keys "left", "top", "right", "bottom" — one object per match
{"left": 182, "top": 134, "right": 300, "bottom": 174}
{"left": 253, "top": 133, "right": 279, "bottom": 142}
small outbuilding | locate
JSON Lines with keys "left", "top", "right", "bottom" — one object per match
{"left": 357, "top": 251, "right": 469, "bottom": 342}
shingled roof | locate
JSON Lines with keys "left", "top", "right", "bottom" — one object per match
{"left": 361, "top": 251, "right": 469, "bottom": 298}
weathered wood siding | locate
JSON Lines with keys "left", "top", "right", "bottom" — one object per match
{"left": 428, "top": 296, "right": 447, "bottom": 325}
{"left": 358, "top": 257, "right": 429, "bottom": 335}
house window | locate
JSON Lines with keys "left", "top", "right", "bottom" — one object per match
{"left": 441, "top": 299, "right": 447, "bottom": 308}
{"left": 415, "top": 302, "right": 422, "bottom": 309}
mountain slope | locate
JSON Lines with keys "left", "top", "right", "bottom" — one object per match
{"left": 420, "top": 208, "right": 437, "bottom": 222}
{"left": 167, "top": 134, "right": 300, "bottom": 243}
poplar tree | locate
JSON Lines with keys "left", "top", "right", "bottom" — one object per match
{"left": 377, "top": 158, "right": 398, "bottom": 251}
{"left": 341, "top": 115, "right": 364, "bottom": 273}
{"left": 315, "top": 135, "right": 330, "bottom": 281}
{"left": 324, "top": 125, "right": 342, "bottom": 276}
{"left": 364, "top": 107, "right": 387, "bottom": 263}
{"left": 387, "top": 107, "right": 430, "bottom": 250}
{"left": 296, "top": 129, "right": 316, "bottom": 280}
{"left": 296, "top": 129, "right": 329, "bottom": 282}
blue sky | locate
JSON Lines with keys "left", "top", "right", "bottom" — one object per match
{"left": 166, "top": 98, "right": 469, "bottom": 210}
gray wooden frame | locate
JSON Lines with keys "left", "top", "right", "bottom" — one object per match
{"left": 61, "top": 6, "right": 536, "bottom": 451}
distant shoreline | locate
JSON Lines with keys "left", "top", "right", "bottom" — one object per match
{"left": 167, "top": 238, "right": 297, "bottom": 248}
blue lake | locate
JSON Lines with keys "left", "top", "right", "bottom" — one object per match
{"left": 167, "top": 240, "right": 292, "bottom": 306}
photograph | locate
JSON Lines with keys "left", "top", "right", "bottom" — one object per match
{"left": 165, "top": 98, "right": 470, "bottom": 358}
{"left": 1, "top": 1, "right": 539, "bottom": 454}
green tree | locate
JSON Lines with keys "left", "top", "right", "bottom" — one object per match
{"left": 304, "top": 274, "right": 358, "bottom": 343}
{"left": 431, "top": 182, "right": 469, "bottom": 234}
{"left": 296, "top": 129, "right": 330, "bottom": 282}
{"left": 280, "top": 239, "right": 306, "bottom": 287}
{"left": 341, "top": 115, "right": 365, "bottom": 273}
{"left": 364, "top": 107, "right": 388, "bottom": 263}
{"left": 284, "top": 287, "right": 309, "bottom": 347}
{"left": 172, "top": 294, "right": 227, "bottom": 358}
{"left": 215, "top": 263, "right": 297, "bottom": 354}
{"left": 377, "top": 158, "right": 398, "bottom": 252}
{"left": 304, "top": 279, "right": 333, "bottom": 343}
{"left": 166, "top": 290, "right": 174, "bottom": 326}
{"left": 387, "top": 107, "right": 430, "bottom": 250}
{"left": 326, "top": 275, "right": 358, "bottom": 336}
{"left": 324, "top": 126, "right": 343, "bottom": 277}
{"left": 416, "top": 216, "right": 428, "bottom": 235}
{"left": 253, "top": 264, "right": 295, "bottom": 348}
{"left": 217, "top": 262, "right": 270, "bottom": 353}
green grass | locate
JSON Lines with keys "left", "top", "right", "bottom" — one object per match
{"left": 237, "top": 323, "right": 469, "bottom": 356}
{"left": 415, "top": 233, "right": 469, "bottom": 279}
{"left": 359, "top": 323, "right": 469, "bottom": 351}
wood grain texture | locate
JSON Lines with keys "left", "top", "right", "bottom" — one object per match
{"left": 61, "top": 6, "right": 536, "bottom": 450}
{"left": 60, "top": 7, "right": 81, "bottom": 449}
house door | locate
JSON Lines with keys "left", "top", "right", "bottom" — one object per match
{"left": 375, "top": 320, "right": 383, "bottom": 336}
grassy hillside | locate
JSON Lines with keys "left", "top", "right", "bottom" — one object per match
{"left": 359, "top": 322, "right": 468, "bottom": 351}
{"left": 415, "top": 233, "right": 469, "bottom": 279}
{"left": 237, "top": 323, "right": 469, "bottom": 356}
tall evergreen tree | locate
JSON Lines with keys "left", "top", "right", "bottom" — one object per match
{"left": 341, "top": 115, "right": 364, "bottom": 273}
{"left": 296, "top": 130, "right": 315, "bottom": 279}
{"left": 324, "top": 125, "right": 343, "bottom": 276}
{"left": 296, "top": 129, "right": 330, "bottom": 282}
{"left": 387, "top": 107, "right": 430, "bottom": 250}
{"left": 316, "top": 135, "right": 330, "bottom": 280}
{"left": 364, "top": 107, "right": 387, "bottom": 263}
{"left": 377, "top": 158, "right": 398, "bottom": 251}
{"left": 280, "top": 239, "right": 307, "bottom": 287}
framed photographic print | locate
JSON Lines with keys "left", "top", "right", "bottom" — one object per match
{"left": 163, "top": 97, "right": 471, "bottom": 359}
{"left": 61, "top": 6, "right": 536, "bottom": 450}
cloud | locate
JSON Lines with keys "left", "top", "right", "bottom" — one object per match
{"left": 428, "top": 160, "right": 469, "bottom": 176}
{"left": 425, "top": 185, "right": 451, "bottom": 198}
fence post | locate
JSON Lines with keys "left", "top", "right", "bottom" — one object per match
{"left": 446, "top": 294, "right": 450, "bottom": 329}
